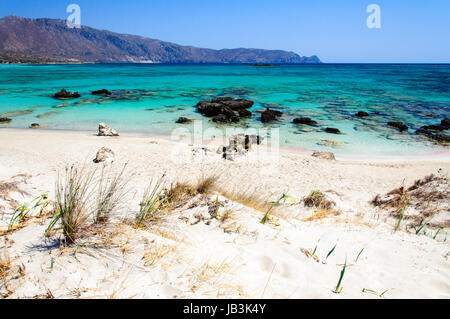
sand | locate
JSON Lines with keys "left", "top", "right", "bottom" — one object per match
{"left": 0, "top": 128, "right": 449, "bottom": 299}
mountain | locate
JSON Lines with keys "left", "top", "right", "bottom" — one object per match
{"left": 0, "top": 15, "right": 320, "bottom": 64}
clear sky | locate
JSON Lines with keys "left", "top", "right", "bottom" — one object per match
{"left": 1, "top": 0, "right": 449, "bottom": 63}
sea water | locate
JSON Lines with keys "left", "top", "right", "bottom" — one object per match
{"left": 0, "top": 63, "right": 449, "bottom": 156}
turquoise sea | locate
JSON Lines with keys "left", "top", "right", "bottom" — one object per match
{"left": 0, "top": 63, "right": 449, "bottom": 156}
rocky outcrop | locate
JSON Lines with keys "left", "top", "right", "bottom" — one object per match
{"left": 197, "top": 97, "right": 253, "bottom": 123}
{"left": 29, "top": 123, "right": 41, "bottom": 128}
{"left": 0, "top": 117, "right": 12, "bottom": 123}
{"left": 54, "top": 89, "right": 81, "bottom": 99}
{"left": 293, "top": 117, "right": 318, "bottom": 125}
{"left": 387, "top": 122, "right": 408, "bottom": 132}
{"left": 98, "top": 122, "right": 119, "bottom": 136}
{"left": 261, "top": 108, "right": 283, "bottom": 123}
{"left": 93, "top": 147, "right": 115, "bottom": 164}
{"left": 92, "top": 89, "right": 112, "bottom": 96}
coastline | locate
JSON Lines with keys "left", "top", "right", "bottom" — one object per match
{"left": 1, "top": 127, "right": 449, "bottom": 163}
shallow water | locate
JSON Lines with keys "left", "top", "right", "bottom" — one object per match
{"left": 0, "top": 63, "right": 449, "bottom": 156}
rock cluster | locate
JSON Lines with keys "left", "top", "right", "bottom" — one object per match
{"left": 217, "top": 134, "right": 263, "bottom": 161}
{"left": 0, "top": 117, "right": 12, "bottom": 123}
{"left": 197, "top": 97, "right": 254, "bottom": 123}
{"left": 54, "top": 89, "right": 81, "bottom": 99}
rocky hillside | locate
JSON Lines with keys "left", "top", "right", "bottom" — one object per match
{"left": 0, "top": 15, "right": 320, "bottom": 64}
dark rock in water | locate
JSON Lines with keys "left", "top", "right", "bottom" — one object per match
{"left": 30, "top": 123, "right": 41, "bottom": 128}
{"left": 387, "top": 122, "right": 408, "bottom": 132}
{"left": 176, "top": 117, "right": 193, "bottom": 124}
{"left": 355, "top": 111, "right": 369, "bottom": 117}
{"left": 238, "top": 109, "right": 252, "bottom": 118}
{"left": 0, "top": 117, "right": 12, "bottom": 123}
{"left": 416, "top": 129, "right": 449, "bottom": 145}
{"left": 415, "top": 129, "right": 432, "bottom": 137}
{"left": 293, "top": 117, "right": 318, "bottom": 125}
{"left": 261, "top": 108, "right": 283, "bottom": 123}
{"left": 54, "top": 89, "right": 81, "bottom": 99}
{"left": 431, "top": 133, "right": 450, "bottom": 143}
{"left": 211, "top": 97, "right": 233, "bottom": 103}
{"left": 197, "top": 97, "right": 254, "bottom": 123}
{"left": 212, "top": 114, "right": 239, "bottom": 123}
{"left": 421, "top": 124, "right": 447, "bottom": 132}
{"left": 325, "top": 127, "right": 341, "bottom": 134}
{"left": 221, "top": 99, "right": 254, "bottom": 110}
{"left": 441, "top": 118, "right": 450, "bottom": 128}
{"left": 92, "top": 89, "right": 112, "bottom": 96}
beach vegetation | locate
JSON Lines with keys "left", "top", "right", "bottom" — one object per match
{"left": 46, "top": 165, "right": 96, "bottom": 244}
{"left": 333, "top": 257, "right": 347, "bottom": 294}
{"left": 136, "top": 174, "right": 167, "bottom": 227}
{"left": 95, "top": 164, "right": 129, "bottom": 223}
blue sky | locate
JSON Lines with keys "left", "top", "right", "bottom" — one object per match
{"left": 1, "top": 0, "right": 449, "bottom": 63}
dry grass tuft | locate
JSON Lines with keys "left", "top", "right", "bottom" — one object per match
{"left": 47, "top": 165, "right": 96, "bottom": 244}
{"left": 212, "top": 183, "right": 272, "bottom": 213}
{"left": 188, "top": 260, "right": 235, "bottom": 293}
{"left": 142, "top": 244, "right": 176, "bottom": 267}
{"left": 194, "top": 175, "right": 217, "bottom": 195}
{"left": 95, "top": 164, "right": 129, "bottom": 224}
{"left": 0, "top": 245, "right": 11, "bottom": 279}
{"left": 302, "top": 208, "right": 342, "bottom": 222}
{"left": 371, "top": 173, "right": 449, "bottom": 230}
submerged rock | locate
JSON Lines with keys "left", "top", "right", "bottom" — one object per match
{"left": 441, "top": 118, "right": 450, "bottom": 128}
{"left": 293, "top": 117, "right": 318, "bottom": 125}
{"left": 93, "top": 147, "right": 115, "bottom": 164}
{"left": 54, "top": 89, "right": 81, "bottom": 99}
{"left": 91, "top": 89, "right": 112, "bottom": 96}
{"left": 317, "top": 140, "right": 347, "bottom": 148}
{"left": 355, "top": 111, "right": 369, "bottom": 117}
{"left": 98, "top": 122, "right": 119, "bottom": 137}
{"left": 176, "top": 117, "right": 193, "bottom": 124}
{"left": 324, "top": 127, "right": 341, "bottom": 134}
{"left": 387, "top": 121, "right": 408, "bottom": 132}
{"left": 29, "top": 123, "right": 41, "bottom": 128}
{"left": 311, "top": 151, "right": 336, "bottom": 161}
{"left": 261, "top": 108, "right": 283, "bottom": 123}
{"left": 0, "top": 117, "right": 12, "bottom": 123}
{"left": 421, "top": 124, "right": 447, "bottom": 132}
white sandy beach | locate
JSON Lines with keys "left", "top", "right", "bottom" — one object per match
{"left": 0, "top": 128, "right": 449, "bottom": 299}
